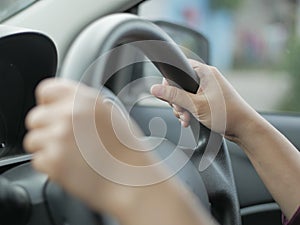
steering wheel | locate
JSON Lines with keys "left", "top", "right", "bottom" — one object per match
{"left": 0, "top": 14, "right": 240, "bottom": 225}
{"left": 59, "top": 13, "right": 241, "bottom": 225}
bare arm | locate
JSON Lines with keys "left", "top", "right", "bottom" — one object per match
{"left": 151, "top": 59, "right": 300, "bottom": 219}
{"left": 117, "top": 178, "right": 216, "bottom": 225}
{"left": 24, "top": 78, "right": 217, "bottom": 225}
{"left": 236, "top": 112, "right": 300, "bottom": 219}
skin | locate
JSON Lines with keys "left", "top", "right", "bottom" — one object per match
{"left": 24, "top": 78, "right": 216, "bottom": 225}
{"left": 24, "top": 59, "right": 300, "bottom": 223}
{"left": 151, "top": 59, "right": 300, "bottom": 220}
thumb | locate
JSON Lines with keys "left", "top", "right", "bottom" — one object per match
{"left": 150, "top": 84, "right": 196, "bottom": 113}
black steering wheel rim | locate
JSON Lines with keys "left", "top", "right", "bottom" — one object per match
{"left": 60, "top": 13, "right": 241, "bottom": 225}
{"left": 60, "top": 13, "right": 199, "bottom": 93}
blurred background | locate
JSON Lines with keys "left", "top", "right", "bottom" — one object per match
{"left": 139, "top": 0, "right": 300, "bottom": 113}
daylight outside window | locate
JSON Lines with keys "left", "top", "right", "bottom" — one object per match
{"left": 139, "top": 0, "right": 300, "bottom": 113}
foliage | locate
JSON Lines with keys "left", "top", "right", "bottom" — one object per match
{"left": 211, "top": 0, "right": 242, "bottom": 10}
{"left": 280, "top": 37, "right": 300, "bottom": 111}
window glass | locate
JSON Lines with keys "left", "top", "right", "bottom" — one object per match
{"left": 139, "top": 0, "right": 300, "bottom": 113}
{"left": 0, "top": 0, "right": 37, "bottom": 22}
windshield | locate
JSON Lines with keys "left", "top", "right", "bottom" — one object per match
{"left": 0, "top": 0, "right": 37, "bottom": 22}
{"left": 139, "top": 0, "right": 300, "bottom": 113}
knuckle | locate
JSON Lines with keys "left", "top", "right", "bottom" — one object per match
{"left": 209, "top": 66, "right": 221, "bottom": 77}
{"left": 26, "top": 106, "right": 47, "bottom": 128}
{"left": 36, "top": 79, "right": 59, "bottom": 99}
{"left": 25, "top": 112, "right": 34, "bottom": 129}
{"left": 36, "top": 79, "right": 77, "bottom": 103}
{"left": 35, "top": 79, "right": 50, "bottom": 98}
{"left": 23, "top": 130, "right": 43, "bottom": 153}
{"left": 25, "top": 108, "right": 39, "bottom": 129}
{"left": 209, "top": 65, "right": 216, "bottom": 70}
{"left": 209, "top": 65, "right": 218, "bottom": 72}
{"left": 168, "top": 88, "right": 178, "bottom": 103}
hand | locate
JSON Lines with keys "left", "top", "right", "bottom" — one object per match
{"left": 151, "top": 59, "right": 257, "bottom": 141}
{"left": 23, "top": 78, "right": 217, "bottom": 225}
{"left": 23, "top": 78, "right": 154, "bottom": 218}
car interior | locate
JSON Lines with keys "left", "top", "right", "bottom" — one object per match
{"left": 0, "top": 0, "right": 299, "bottom": 225}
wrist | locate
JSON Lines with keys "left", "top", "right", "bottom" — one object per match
{"left": 229, "top": 111, "right": 273, "bottom": 158}
{"left": 226, "top": 107, "right": 263, "bottom": 146}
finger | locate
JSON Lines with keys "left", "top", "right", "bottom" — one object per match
{"left": 187, "top": 59, "right": 214, "bottom": 91}
{"left": 35, "top": 78, "right": 76, "bottom": 105}
{"left": 173, "top": 108, "right": 180, "bottom": 119}
{"left": 173, "top": 105, "right": 189, "bottom": 120}
{"left": 172, "top": 103, "right": 192, "bottom": 127}
{"left": 150, "top": 84, "right": 196, "bottom": 114}
{"left": 30, "top": 151, "right": 48, "bottom": 174}
{"left": 188, "top": 59, "right": 206, "bottom": 69}
{"left": 25, "top": 102, "right": 69, "bottom": 130}
{"left": 25, "top": 106, "right": 51, "bottom": 130}
{"left": 162, "top": 78, "right": 173, "bottom": 107}
{"left": 193, "top": 65, "right": 217, "bottom": 94}
{"left": 172, "top": 104, "right": 185, "bottom": 113}
{"left": 180, "top": 119, "right": 190, "bottom": 128}
{"left": 179, "top": 111, "right": 191, "bottom": 123}
{"left": 173, "top": 108, "right": 191, "bottom": 127}
{"left": 30, "top": 146, "right": 62, "bottom": 181}
{"left": 24, "top": 128, "right": 50, "bottom": 153}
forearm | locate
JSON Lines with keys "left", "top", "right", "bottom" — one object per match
{"left": 152, "top": 60, "right": 300, "bottom": 221}
{"left": 94, "top": 101, "right": 216, "bottom": 224}
{"left": 116, "top": 178, "right": 217, "bottom": 225}
{"left": 234, "top": 112, "right": 300, "bottom": 219}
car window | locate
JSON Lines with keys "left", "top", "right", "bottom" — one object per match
{"left": 138, "top": 0, "right": 299, "bottom": 113}
{"left": 0, "top": 0, "right": 37, "bottom": 22}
